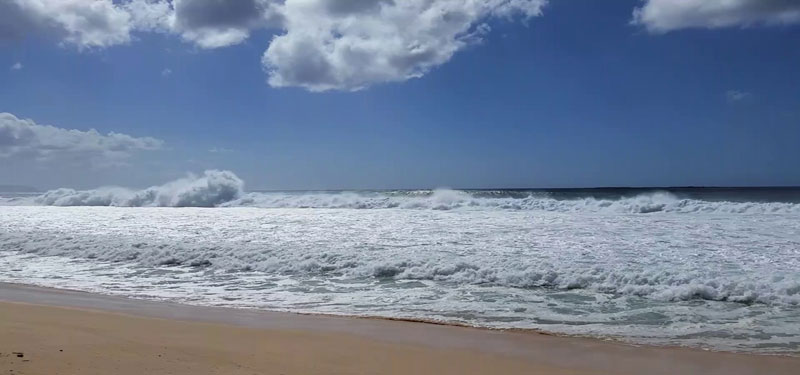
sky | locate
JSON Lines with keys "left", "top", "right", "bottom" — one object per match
{"left": 1, "top": 0, "right": 799, "bottom": 190}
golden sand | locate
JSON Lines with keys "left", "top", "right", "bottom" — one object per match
{"left": 1, "top": 284, "right": 798, "bottom": 375}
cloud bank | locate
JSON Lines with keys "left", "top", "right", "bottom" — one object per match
{"left": 0, "top": 112, "right": 163, "bottom": 165}
{"left": 1, "top": 0, "right": 547, "bottom": 91}
{"left": 4, "top": 1, "right": 799, "bottom": 90}
{"left": 633, "top": 0, "right": 800, "bottom": 33}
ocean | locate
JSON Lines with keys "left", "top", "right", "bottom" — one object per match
{"left": 1, "top": 171, "right": 799, "bottom": 354}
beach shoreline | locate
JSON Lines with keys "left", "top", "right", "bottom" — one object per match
{"left": 1, "top": 283, "right": 798, "bottom": 375}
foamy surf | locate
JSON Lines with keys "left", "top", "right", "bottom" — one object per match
{"left": 1, "top": 170, "right": 799, "bottom": 354}
{"left": 2, "top": 170, "right": 799, "bottom": 214}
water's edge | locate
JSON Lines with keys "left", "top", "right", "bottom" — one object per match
{"left": 1, "top": 281, "right": 796, "bottom": 358}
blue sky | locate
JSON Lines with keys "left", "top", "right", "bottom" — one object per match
{"left": 1, "top": 0, "right": 799, "bottom": 190}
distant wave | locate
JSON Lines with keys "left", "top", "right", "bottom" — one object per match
{"left": 3, "top": 170, "right": 800, "bottom": 214}
{"left": 227, "top": 190, "right": 800, "bottom": 214}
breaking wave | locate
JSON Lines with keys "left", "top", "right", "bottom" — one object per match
{"left": 3, "top": 170, "right": 800, "bottom": 214}
{"left": 32, "top": 170, "right": 243, "bottom": 207}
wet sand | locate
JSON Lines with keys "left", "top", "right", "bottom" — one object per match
{"left": 1, "top": 283, "right": 798, "bottom": 375}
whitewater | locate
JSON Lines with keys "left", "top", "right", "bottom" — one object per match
{"left": 1, "top": 170, "right": 799, "bottom": 353}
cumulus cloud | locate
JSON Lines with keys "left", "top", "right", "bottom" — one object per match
{"left": 1, "top": 0, "right": 546, "bottom": 90}
{"left": 171, "top": 0, "right": 282, "bottom": 48}
{"left": 263, "top": 0, "right": 547, "bottom": 91}
{"left": 0, "top": 112, "right": 163, "bottom": 166}
{"left": 123, "top": 0, "right": 173, "bottom": 32}
{"left": 10, "top": 62, "right": 22, "bottom": 70}
{"left": 161, "top": 67, "right": 172, "bottom": 77}
{"left": 123, "top": 0, "right": 283, "bottom": 48}
{"left": 0, "top": 0, "right": 133, "bottom": 48}
{"left": 0, "top": 0, "right": 271, "bottom": 49}
{"left": 633, "top": 0, "right": 800, "bottom": 33}
{"left": 131, "top": 0, "right": 547, "bottom": 90}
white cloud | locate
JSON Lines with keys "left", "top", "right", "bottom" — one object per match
{"left": 0, "top": 0, "right": 133, "bottom": 48}
{"left": 171, "top": 0, "right": 282, "bottom": 48}
{"left": 209, "top": 147, "right": 233, "bottom": 153}
{"left": 123, "top": 0, "right": 173, "bottom": 32}
{"left": 263, "top": 0, "right": 547, "bottom": 91}
{"left": 6, "top": 1, "right": 799, "bottom": 92}
{"left": 124, "top": 0, "right": 283, "bottom": 48}
{"left": 128, "top": 0, "right": 547, "bottom": 90}
{"left": 0, "top": 112, "right": 163, "bottom": 166}
{"left": 161, "top": 67, "right": 172, "bottom": 77}
{"left": 726, "top": 89, "right": 753, "bottom": 102}
{"left": 633, "top": 0, "right": 800, "bottom": 33}
{"left": 10, "top": 62, "right": 22, "bottom": 70}
{"left": 0, "top": 0, "right": 275, "bottom": 49}
{"left": 1, "top": 0, "right": 547, "bottom": 91}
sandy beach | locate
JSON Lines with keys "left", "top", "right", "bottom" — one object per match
{"left": 4, "top": 1, "right": 799, "bottom": 372}
{"left": 0, "top": 283, "right": 797, "bottom": 375}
